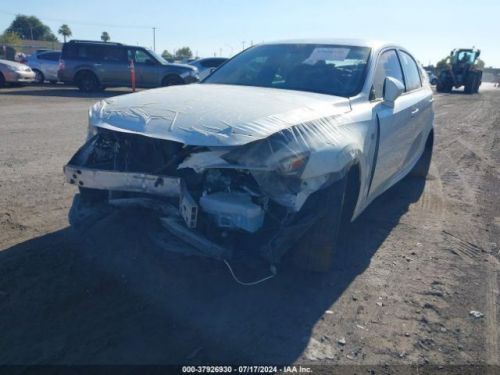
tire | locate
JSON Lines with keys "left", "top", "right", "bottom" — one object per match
{"left": 76, "top": 71, "right": 100, "bottom": 92}
{"left": 292, "top": 166, "right": 360, "bottom": 272}
{"left": 33, "top": 69, "right": 44, "bottom": 84}
{"left": 410, "top": 131, "right": 433, "bottom": 178}
{"left": 49, "top": 80, "right": 57, "bottom": 84}
{"left": 436, "top": 81, "right": 451, "bottom": 93}
{"left": 0, "top": 73, "right": 5, "bottom": 88}
{"left": 69, "top": 189, "right": 112, "bottom": 230}
{"left": 474, "top": 74, "right": 481, "bottom": 93}
{"left": 161, "top": 75, "right": 184, "bottom": 86}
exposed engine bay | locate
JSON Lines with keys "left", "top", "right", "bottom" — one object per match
{"left": 64, "top": 128, "right": 340, "bottom": 264}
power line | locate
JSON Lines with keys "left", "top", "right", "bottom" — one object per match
{"left": 0, "top": 9, "right": 152, "bottom": 29}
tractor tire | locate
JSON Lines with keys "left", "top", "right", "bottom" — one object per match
{"left": 291, "top": 166, "right": 360, "bottom": 272}
{"left": 436, "top": 81, "right": 451, "bottom": 93}
{"left": 474, "top": 74, "right": 481, "bottom": 93}
{"left": 76, "top": 71, "right": 100, "bottom": 92}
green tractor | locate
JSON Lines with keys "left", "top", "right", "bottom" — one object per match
{"left": 436, "top": 48, "right": 482, "bottom": 94}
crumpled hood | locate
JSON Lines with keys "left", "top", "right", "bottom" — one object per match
{"left": 90, "top": 84, "right": 351, "bottom": 147}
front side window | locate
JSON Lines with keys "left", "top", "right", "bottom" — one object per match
{"left": 128, "top": 49, "right": 156, "bottom": 65}
{"left": 204, "top": 44, "right": 371, "bottom": 97}
{"left": 399, "top": 51, "right": 422, "bottom": 91}
{"left": 371, "top": 50, "right": 404, "bottom": 99}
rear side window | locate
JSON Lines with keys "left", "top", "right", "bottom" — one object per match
{"left": 38, "top": 52, "right": 60, "bottom": 61}
{"left": 63, "top": 44, "right": 101, "bottom": 60}
{"left": 371, "top": 50, "right": 404, "bottom": 99}
{"left": 102, "top": 47, "right": 127, "bottom": 63}
{"left": 399, "top": 51, "right": 422, "bottom": 91}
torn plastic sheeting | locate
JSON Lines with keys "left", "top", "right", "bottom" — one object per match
{"left": 175, "top": 115, "right": 360, "bottom": 211}
{"left": 88, "top": 84, "right": 352, "bottom": 147}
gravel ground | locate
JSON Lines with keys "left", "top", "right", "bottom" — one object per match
{"left": 0, "top": 84, "right": 499, "bottom": 371}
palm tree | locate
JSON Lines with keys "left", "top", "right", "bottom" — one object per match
{"left": 100, "top": 31, "right": 110, "bottom": 42}
{"left": 58, "top": 24, "right": 72, "bottom": 43}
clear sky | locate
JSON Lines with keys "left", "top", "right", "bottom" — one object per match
{"left": 1, "top": 0, "right": 499, "bottom": 66}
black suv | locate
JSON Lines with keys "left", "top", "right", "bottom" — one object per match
{"left": 58, "top": 40, "right": 199, "bottom": 92}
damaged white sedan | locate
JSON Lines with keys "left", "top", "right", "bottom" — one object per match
{"left": 64, "top": 39, "right": 434, "bottom": 271}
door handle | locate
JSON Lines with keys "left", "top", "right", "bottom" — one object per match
{"left": 411, "top": 108, "right": 420, "bottom": 117}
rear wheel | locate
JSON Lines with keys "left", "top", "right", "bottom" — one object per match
{"left": 292, "top": 166, "right": 360, "bottom": 272}
{"left": 33, "top": 69, "right": 44, "bottom": 84}
{"left": 410, "top": 131, "right": 434, "bottom": 178}
{"left": 161, "top": 74, "right": 184, "bottom": 86}
{"left": 0, "top": 73, "right": 5, "bottom": 88}
{"left": 76, "top": 71, "right": 100, "bottom": 92}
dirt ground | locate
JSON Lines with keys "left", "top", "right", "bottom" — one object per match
{"left": 0, "top": 84, "right": 499, "bottom": 372}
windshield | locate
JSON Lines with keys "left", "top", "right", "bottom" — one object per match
{"left": 203, "top": 44, "right": 371, "bottom": 97}
{"left": 146, "top": 48, "right": 168, "bottom": 65}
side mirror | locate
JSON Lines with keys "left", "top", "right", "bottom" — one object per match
{"left": 383, "top": 77, "right": 405, "bottom": 107}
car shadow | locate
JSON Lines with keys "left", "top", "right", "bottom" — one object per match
{"left": 0, "top": 174, "right": 426, "bottom": 365}
{"left": 0, "top": 86, "right": 134, "bottom": 99}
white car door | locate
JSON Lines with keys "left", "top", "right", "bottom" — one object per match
{"left": 369, "top": 49, "right": 415, "bottom": 197}
{"left": 396, "top": 50, "right": 434, "bottom": 172}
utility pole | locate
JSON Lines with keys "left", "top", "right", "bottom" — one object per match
{"left": 152, "top": 27, "right": 156, "bottom": 52}
{"left": 242, "top": 41, "right": 245, "bottom": 51}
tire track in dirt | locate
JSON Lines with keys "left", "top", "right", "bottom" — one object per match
{"left": 434, "top": 89, "right": 500, "bottom": 366}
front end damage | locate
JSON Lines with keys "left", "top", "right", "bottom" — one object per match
{"left": 65, "top": 87, "right": 361, "bottom": 266}
{"left": 65, "top": 126, "right": 352, "bottom": 265}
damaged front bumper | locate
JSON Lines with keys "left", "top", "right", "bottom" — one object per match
{"left": 65, "top": 128, "right": 346, "bottom": 264}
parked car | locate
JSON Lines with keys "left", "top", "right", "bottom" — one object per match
{"left": 26, "top": 50, "right": 61, "bottom": 83}
{"left": 0, "top": 59, "right": 35, "bottom": 87}
{"left": 189, "top": 57, "right": 228, "bottom": 80}
{"left": 64, "top": 39, "right": 434, "bottom": 272}
{"left": 426, "top": 70, "right": 438, "bottom": 85}
{"left": 58, "top": 40, "right": 199, "bottom": 92}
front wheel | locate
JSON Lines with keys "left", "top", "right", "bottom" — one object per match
{"left": 291, "top": 166, "right": 360, "bottom": 272}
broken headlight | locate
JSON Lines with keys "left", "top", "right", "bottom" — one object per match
{"left": 277, "top": 152, "right": 310, "bottom": 176}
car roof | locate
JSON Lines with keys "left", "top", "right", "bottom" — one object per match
{"left": 260, "top": 38, "right": 403, "bottom": 53}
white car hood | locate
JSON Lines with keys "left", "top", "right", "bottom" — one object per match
{"left": 90, "top": 84, "right": 351, "bottom": 147}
